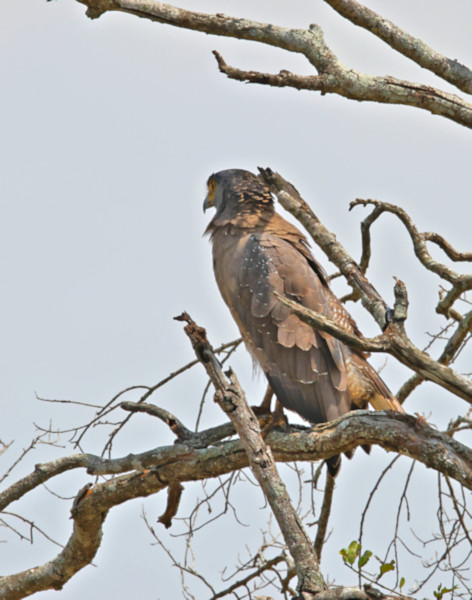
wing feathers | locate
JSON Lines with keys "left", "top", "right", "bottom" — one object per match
{"left": 211, "top": 216, "right": 401, "bottom": 427}
{"left": 233, "top": 232, "right": 351, "bottom": 423}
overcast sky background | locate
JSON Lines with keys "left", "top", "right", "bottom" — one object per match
{"left": 1, "top": 1, "right": 471, "bottom": 598}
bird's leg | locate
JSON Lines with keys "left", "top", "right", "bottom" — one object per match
{"left": 261, "top": 399, "right": 288, "bottom": 437}
{"left": 259, "top": 384, "right": 274, "bottom": 413}
{"left": 251, "top": 384, "right": 273, "bottom": 419}
{"left": 272, "top": 399, "right": 288, "bottom": 426}
{"left": 251, "top": 385, "right": 287, "bottom": 434}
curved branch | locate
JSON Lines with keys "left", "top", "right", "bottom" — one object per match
{"left": 350, "top": 198, "right": 472, "bottom": 319}
{"left": 322, "top": 0, "right": 472, "bottom": 95}
{"left": 425, "top": 232, "right": 472, "bottom": 262}
{"left": 74, "top": 0, "right": 472, "bottom": 129}
{"left": 121, "top": 400, "right": 236, "bottom": 447}
{"left": 3, "top": 416, "right": 471, "bottom": 505}
{"left": 358, "top": 206, "right": 383, "bottom": 273}
{"left": 350, "top": 199, "right": 472, "bottom": 287}
{"left": 0, "top": 455, "right": 90, "bottom": 513}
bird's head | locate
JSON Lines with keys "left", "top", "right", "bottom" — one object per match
{"left": 203, "top": 169, "right": 273, "bottom": 216}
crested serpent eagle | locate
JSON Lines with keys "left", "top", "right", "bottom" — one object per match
{"left": 203, "top": 168, "right": 403, "bottom": 474}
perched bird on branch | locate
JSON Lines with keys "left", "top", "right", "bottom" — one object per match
{"left": 203, "top": 169, "right": 404, "bottom": 474}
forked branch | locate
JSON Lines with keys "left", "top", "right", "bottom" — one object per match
{"left": 259, "top": 168, "right": 472, "bottom": 405}
{"left": 323, "top": 0, "right": 472, "bottom": 94}
{"left": 74, "top": 0, "right": 472, "bottom": 129}
{"left": 350, "top": 198, "right": 472, "bottom": 318}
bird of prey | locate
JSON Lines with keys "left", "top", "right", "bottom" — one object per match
{"left": 203, "top": 169, "right": 403, "bottom": 473}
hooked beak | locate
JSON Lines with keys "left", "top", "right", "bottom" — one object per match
{"left": 203, "top": 195, "right": 213, "bottom": 212}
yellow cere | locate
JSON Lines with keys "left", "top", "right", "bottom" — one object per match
{"left": 207, "top": 177, "right": 216, "bottom": 201}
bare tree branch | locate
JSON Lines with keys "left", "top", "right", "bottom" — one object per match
{"left": 176, "top": 311, "right": 326, "bottom": 595}
{"left": 5, "top": 414, "right": 470, "bottom": 511}
{"left": 398, "top": 310, "right": 472, "bottom": 402}
{"left": 121, "top": 400, "right": 236, "bottom": 447}
{"left": 210, "top": 554, "right": 287, "bottom": 600}
{"left": 350, "top": 199, "right": 472, "bottom": 306}
{"left": 277, "top": 290, "right": 472, "bottom": 404}
{"left": 74, "top": 0, "right": 472, "bottom": 129}
{"left": 1, "top": 406, "right": 471, "bottom": 598}
{"left": 322, "top": 0, "right": 472, "bottom": 95}
{"left": 353, "top": 200, "right": 472, "bottom": 324}
{"left": 257, "top": 168, "right": 472, "bottom": 404}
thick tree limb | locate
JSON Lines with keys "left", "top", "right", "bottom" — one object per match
{"left": 0, "top": 467, "right": 169, "bottom": 599}
{"left": 1, "top": 407, "right": 471, "bottom": 598}
{"left": 322, "top": 0, "right": 472, "bottom": 95}
{"left": 213, "top": 51, "right": 472, "bottom": 129}
{"left": 74, "top": 0, "right": 472, "bottom": 129}
{"left": 3, "top": 412, "right": 470, "bottom": 505}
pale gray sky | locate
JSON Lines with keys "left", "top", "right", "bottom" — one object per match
{"left": 1, "top": 1, "right": 471, "bottom": 598}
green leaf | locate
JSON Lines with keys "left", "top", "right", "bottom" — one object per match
{"left": 346, "top": 541, "right": 361, "bottom": 565}
{"left": 340, "top": 541, "right": 361, "bottom": 565}
{"left": 399, "top": 577, "right": 405, "bottom": 590}
{"left": 358, "top": 550, "right": 372, "bottom": 568}
{"left": 433, "top": 584, "right": 458, "bottom": 599}
{"left": 377, "top": 560, "right": 395, "bottom": 579}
